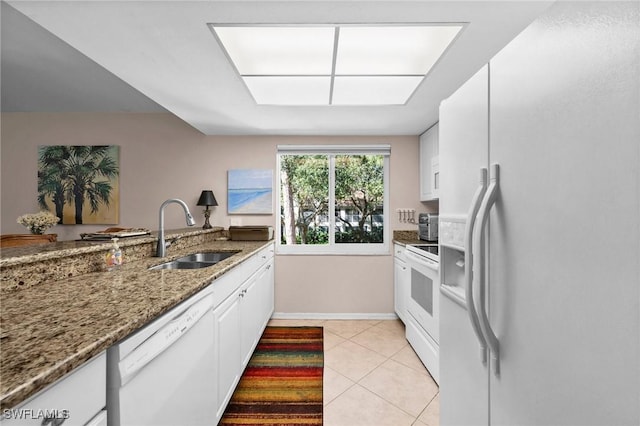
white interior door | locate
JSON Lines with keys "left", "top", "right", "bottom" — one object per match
{"left": 488, "top": 2, "right": 640, "bottom": 425}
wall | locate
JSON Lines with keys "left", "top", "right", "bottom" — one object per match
{"left": 1, "top": 112, "right": 431, "bottom": 315}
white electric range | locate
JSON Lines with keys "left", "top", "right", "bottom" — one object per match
{"left": 404, "top": 241, "right": 440, "bottom": 383}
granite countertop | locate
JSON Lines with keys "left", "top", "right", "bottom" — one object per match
{"left": 0, "top": 227, "right": 207, "bottom": 268}
{"left": 392, "top": 230, "right": 423, "bottom": 246}
{"left": 0, "top": 238, "right": 272, "bottom": 410}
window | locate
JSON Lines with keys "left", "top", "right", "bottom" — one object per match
{"left": 277, "top": 145, "right": 390, "bottom": 254}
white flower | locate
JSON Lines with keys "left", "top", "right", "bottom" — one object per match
{"left": 17, "top": 211, "right": 60, "bottom": 234}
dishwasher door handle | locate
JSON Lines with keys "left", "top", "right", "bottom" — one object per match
{"left": 118, "top": 294, "right": 214, "bottom": 384}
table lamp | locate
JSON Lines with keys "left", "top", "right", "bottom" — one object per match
{"left": 196, "top": 190, "right": 218, "bottom": 229}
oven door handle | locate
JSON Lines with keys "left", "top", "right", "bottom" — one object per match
{"left": 405, "top": 250, "right": 439, "bottom": 272}
{"left": 465, "top": 167, "right": 489, "bottom": 365}
{"left": 473, "top": 163, "right": 500, "bottom": 375}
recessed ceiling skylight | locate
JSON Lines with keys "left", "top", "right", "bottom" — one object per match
{"left": 209, "top": 24, "right": 463, "bottom": 106}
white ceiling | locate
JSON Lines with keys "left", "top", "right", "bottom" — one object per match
{"left": 1, "top": 1, "right": 553, "bottom": 135}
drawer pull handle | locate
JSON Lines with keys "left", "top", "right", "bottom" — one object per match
{"left": 41, "top": 417, "right": 66, "bottom": 426}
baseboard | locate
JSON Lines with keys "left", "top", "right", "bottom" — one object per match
{"left": 271, "top": 312, "right": 399, "bottom": 320}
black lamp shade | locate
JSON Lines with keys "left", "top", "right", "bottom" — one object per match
{"left": 197, "top": 190, "right": 218, "bottom": 207}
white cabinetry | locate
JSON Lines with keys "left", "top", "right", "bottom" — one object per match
{"left": 214, "top": 287, "right": 242, "bottom": 420}
{"left": 213, "top": 243, "right": 275, "bottom": 423}
{"left": 420, "top": 123, "right": 440, "bottom": 201}
{"left": 240, "top": 273, "right": 262, "bottom": 367}
{"left": 241, "top": 257, "right": 275, "bottom": 366}
{"left": 1, "top": 353, "right": 106, "bottom": 426}
{"left": 393, "top": 244, "right": 409, "bottom": 323}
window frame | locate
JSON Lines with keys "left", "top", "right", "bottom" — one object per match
{"left": 276, "top": 145, "right": 390, "bottom": 255}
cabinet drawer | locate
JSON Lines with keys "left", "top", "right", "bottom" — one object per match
{"left": 256, "top": 243, "right": 274, "bottom": 263}
{"left": 1, "top": 353, "right": 106, "bottom": 426}
{"left": 247, "top": 244, "right": 274, "bottom": 268}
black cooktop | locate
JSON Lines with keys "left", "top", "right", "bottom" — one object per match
{"left": 411, "top": 244, "right": 439, "bottom": 256}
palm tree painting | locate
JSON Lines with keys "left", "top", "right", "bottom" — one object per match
{"left": 38, "top": 145, "right": 120, "bottom": 225}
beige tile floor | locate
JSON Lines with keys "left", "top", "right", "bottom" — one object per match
{"left": 268, "top": 318, "right": 440, "bottom": 426}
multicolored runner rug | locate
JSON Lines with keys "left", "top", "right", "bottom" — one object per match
{"left": 219, "top": 326, "right": 324, "bottom": 425}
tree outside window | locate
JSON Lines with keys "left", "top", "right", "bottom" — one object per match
{"left": 334, "top": 155, "right": 384, "bottom": 244}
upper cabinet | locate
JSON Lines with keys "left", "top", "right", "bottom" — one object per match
{"left": 420, "top": 123, "right": 440, "bottom": 201}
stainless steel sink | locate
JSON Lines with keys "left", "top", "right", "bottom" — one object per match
{"left": 148, "top": 251, "right": 239, "bottom": 271}
{"left": 175, "top": 252, "right": 238, "bottom": 263}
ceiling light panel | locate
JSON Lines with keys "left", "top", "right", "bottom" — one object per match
{"left": 332, "top": 76, "right": 424, "bottom": 105}
{"left": 335, "top": 25, "right": 463, "bottom": 75}
{"left": 210, "top": 23, "right": 463, "bottom": 106}
{"left": 212, "top": 26, "right": 335, "bottom": 75}
{"left": 243, "top": 76, "right": 331, "bottom": 105}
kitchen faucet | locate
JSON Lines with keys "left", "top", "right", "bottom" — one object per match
{"left": 156, "top": 198, "right": 196, "bottom": 257}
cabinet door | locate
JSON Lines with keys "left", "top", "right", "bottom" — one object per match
{"left": 393, "top": 247, "right": 408, "bottom": 323}
{"left": 214, "top": 290, "right": 241, "bottom": 420}
{"left": 256, "top": 258, "right": 275, "bottom": 330}
{"left": 420, "top": 123, "right": 439, "bottom": 201}
{"left": 430, "top": 156, "right": 440, "bottom": 199}
{"left": 240, "top": 273, "right": 262, "bottom": 367}
{"left": 1, "top": 353, "right": 105, "bottom": 426}
{"left": 240, "top": 258, "right": 275, "bottom": 367}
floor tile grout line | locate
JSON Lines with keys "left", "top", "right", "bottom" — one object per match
{"left": 339, "top": 326, "right": 434, "bottom": 424}
{"left": 322, "top": 373, "right": 358, "bottom": 408}
{"left": 366, "top": 322, "right": 437, "bottom": 424}
{"left": 356, "top": 379, "right": 433, "bottom": 421}
{"left": 415, "top": 391, "right": 440, "bottom": 422}
{"left": 355, "top": 358, "right": 435, "bottom": 421}
{"left": 339, "top": 381, "right": 426, "bottom": 424}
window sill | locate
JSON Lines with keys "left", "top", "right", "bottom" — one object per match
{"left": 276, "top": 243, "right": 390, "bottom": 256}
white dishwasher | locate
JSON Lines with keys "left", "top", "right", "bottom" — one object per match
{"left": 107, "top": 289, "right": 216, "bottom": 426}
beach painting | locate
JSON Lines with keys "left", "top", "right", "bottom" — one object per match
{"left": 227, "top": 169, "right": 273, "bottom": 214}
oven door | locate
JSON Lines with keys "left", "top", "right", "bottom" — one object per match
{"left": 405, "top": 249, "right": 440, "bottom": 343}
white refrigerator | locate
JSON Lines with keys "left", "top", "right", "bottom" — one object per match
{"left": 438, "top": 2, "right": 639, "bottom": 425}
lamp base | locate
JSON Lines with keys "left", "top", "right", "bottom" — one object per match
{"left": 203, "top": 208, "right": 212, "bottom": 229}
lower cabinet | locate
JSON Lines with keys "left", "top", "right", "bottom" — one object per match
{"left": 240, "top": 273, "right": 262, "bottom": 367}
{"left": 213, "top": 244, "right": 275, "bottom": 424}
{"left": 241, "top": 257, "right": 275, "bottom": 366}
{"left": 214, "top": 287, "right": 242, "bottom": 421}
{"left": 1, "top": 353, "right": 106, "bottom": 426}
{"left": 394, "top": 244, "right": 410, "bottom": 323}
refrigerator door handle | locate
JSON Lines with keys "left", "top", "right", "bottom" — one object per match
{"left": 473, "top": 163, "right": 501, "bottom": 376}
{"left": 465, "top": 167, "right": 489, "bottom": 365}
